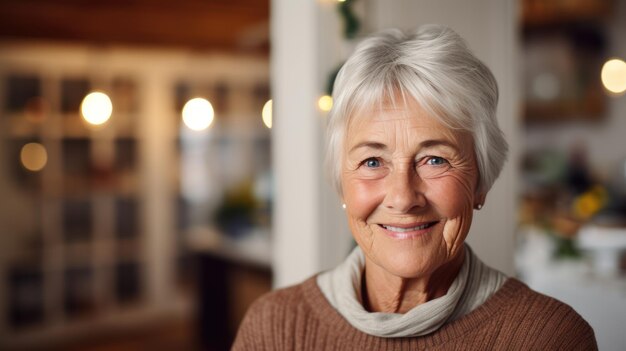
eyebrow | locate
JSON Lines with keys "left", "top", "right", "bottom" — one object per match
{"left": 419, "top": 139, "right": 461, "bottom": 152}
{"left": 348, "top": 141, "right": 387, "bottom": 154}
{"left": 348, "top": 139, "right": 460, "bottom": 154}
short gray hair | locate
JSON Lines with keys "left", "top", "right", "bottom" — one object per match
{"left": 326, "top": 24, "right": 508, "bottom": 195}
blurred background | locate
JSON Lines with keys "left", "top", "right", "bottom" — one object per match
{"left": 0, "top": 0, "right": 625, "bottom": 350}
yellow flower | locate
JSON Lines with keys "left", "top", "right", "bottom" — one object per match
{"left": 572, "top": 185, "right": 607, "bottom": 220}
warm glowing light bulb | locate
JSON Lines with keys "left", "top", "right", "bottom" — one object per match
{"left": 20, "top": 142, "right": 47, "bottom": 172}
{"left": 182, "top": 98, "right": 214, "bottom": 131}
{"left": 262, "top": 99, "right": 272, "bottom": 129}
{"left": 318, "top": 95, "right": 333, "bottom": 112}
{"left": 601, "top": 58, "right": 626, "bottom": 94}
{"left": 81, "top": 92, "right": 112, "bottom": 125}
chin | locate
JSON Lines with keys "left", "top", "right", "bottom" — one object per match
{"left": 372, "top": 246, "right": 442, "bottom": 279}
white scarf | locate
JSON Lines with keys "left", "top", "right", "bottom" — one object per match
{"left": 316, "top": 245, "right": 507, "bottom": 337}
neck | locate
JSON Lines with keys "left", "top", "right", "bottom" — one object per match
{"left": 361, "top": 249, "right": 465, "bottom": 314}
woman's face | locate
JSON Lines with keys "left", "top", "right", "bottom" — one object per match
{"left": 341, "top": 99, "right": 483, "bottom": 279}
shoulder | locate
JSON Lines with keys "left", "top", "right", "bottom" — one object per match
{"left": 239, "top": 277, "right": 312, "bottom": 328}
{"left": 497, "top": 278, "right": 597, "bottom": 350}
{"left": 232, "top": 276, "right": 318, "bottom": 350}
{"left": 501, "top": 278, "right": 588, "bottom": 323}
{"left": 249, "top": 279, "right": 309, "bottom": 317}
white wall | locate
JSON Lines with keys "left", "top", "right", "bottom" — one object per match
{"left": 317, "top": 2, "right": 355, "bottom": 273}
{"left": 271, "top": 0, "right": 519, "bottom": 288}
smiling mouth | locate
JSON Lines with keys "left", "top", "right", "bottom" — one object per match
{"left": 379, "top": 221, "right": 438, "bottom": 233}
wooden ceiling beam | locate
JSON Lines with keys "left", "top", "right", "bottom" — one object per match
{"left": 0, "top": 0, "right": 269, "bottom": 52}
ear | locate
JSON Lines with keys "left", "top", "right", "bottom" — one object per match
{"left": 474, "top": 191, "right": 487, "bottom": 208}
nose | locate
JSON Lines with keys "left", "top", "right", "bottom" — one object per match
{"left": 383, "top": 167, "right": 426, "bottom": 213}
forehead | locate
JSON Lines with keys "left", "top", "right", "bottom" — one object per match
{"left": 345, "top": 99, "right": 464, "bottom": 143}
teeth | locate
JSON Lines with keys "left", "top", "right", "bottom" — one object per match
{"left": 383, "top": 223, "right": 432, "bottom": 232}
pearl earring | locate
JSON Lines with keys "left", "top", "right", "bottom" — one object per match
{"left": 475, "top": 204, "right": 483, "bottom": 210}
{"left": 342, "top": 203, "right": 346, "bottom": 210}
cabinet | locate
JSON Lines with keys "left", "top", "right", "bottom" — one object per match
{"left": 0, "top": 60, "right": 151, "bottom": 348}
{"left": 0, "top": 43, "right": 270, "bottom": 349}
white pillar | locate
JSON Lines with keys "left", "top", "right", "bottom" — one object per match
{"left": 271, "top": 0, "right": 323, "bottom": 288}
{"left": 139, "top": 73, "right": 176, "bottom": 304}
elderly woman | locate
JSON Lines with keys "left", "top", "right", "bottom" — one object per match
{"left": 233, "top": 25, "right": 596, "bottom": 350}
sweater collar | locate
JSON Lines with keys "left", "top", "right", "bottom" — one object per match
{"left": 317, "top": 245, "right": 507, "bottom": 337}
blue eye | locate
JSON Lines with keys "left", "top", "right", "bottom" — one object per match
{"left": 426, "top": 157, "right": 448, "bottom": 166}
{"left": 418, "top": 156, "right": 451, "bottom": 178}
{"left": 364, "top": 158, "right": 380, "bottom": 168}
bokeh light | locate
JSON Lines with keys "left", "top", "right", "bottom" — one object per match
{"left": 81, "top": 92, "right": 113, "bottom": 125}
{"left": 182, "top": 98, "right": 214, "bottom": 131}
{"left": 601, "top": 58, "right": 626, "bottom": 94}
{"left": 262, "top": 99, "right": 272, "bottom": 129}
{"left": 20, "top": 142, "right": 48, "bottom": 172}
{"left": 318, "top": 95, "right": 333, "bottom": 112}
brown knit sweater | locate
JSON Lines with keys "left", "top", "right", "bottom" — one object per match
{"left": 232, "top": 276, "right": 597, "bottom": 350}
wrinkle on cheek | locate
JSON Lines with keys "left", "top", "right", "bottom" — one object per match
{"left": 446, "top": 148, "right": 480, "bottom": 196}
{"left": 435, "top": 171, "right": 477, "bottom": 257}
{"left": 442, "top": 208, "right": 472, "bottom": 255}
{"left": 452, "top": 173, "right": 477, "bottom": 201}
{"left": 347, "top": 214, "right": 376, "bottom": 259}
{"left": 366, "top": 226, "right": 376, "bottom": 251}
{"left": 455, "top": 138, "right": 481, "bottom": 194}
